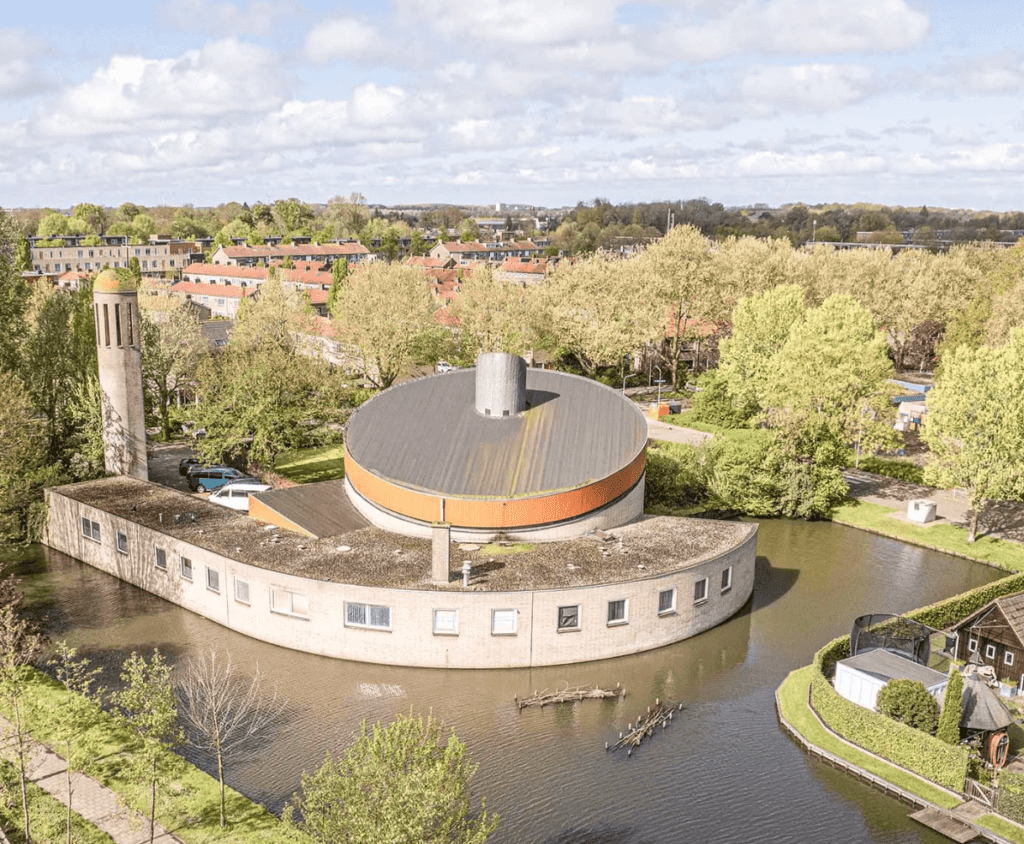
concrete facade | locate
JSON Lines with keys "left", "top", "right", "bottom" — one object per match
{"left": 43, "top": 487, "right": 757, "bottom": 668}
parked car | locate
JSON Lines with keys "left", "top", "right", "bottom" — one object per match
{"left": 436, "top": 360, "right": 454, "bottom": 373}
{"left": 178, "top": 457, "right": 200, "bottom": 476}
{"left": 188, "top": 467, "right": 256, "bottom": 492}
{"left": 208, "top": 481, "right": 272, "bottom": 513}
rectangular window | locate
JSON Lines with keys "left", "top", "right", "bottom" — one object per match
{"left": 658, "top": 588, "right": 676, "bottom": 615}
{"left": 114, "top": 303, "right": 122, "bottom": 346}
{"left": 272, "top": 587, "right": 311, "bottom": 619}
{"left": 102, "top": 303, "right": 110, "bottom": 347}
{"left": 968, "top": 636, "right": 978, "bottom": 653}
{"left": 1006, "top": 651, "right": 1015, "bottom": 667}
{"left": 155, "top": 548, "right": 166, "bottom": 570}
{"left": 234, "top": 578, "right": 250, "bottom": 604}
{"left": 986, "top": 643, "right": 997, "bottom": 660}
{"left": 180, "top": 556, "right": 193, "bottom": 581}
{"left": 126, "top": 303, "right": 134, "bottom": 346}
{"left": 206, "top": 567, "right": 220, "bottom": 593}
{"left": 721, "top": 566, "right": 733, "bottom": 593}
{"left": 491, "top": 609, "right": 517, "bottom": 635}
{"left": 116, "top": 530, "right": 128, "bottom": 555}
{"left": 81, "top": 517, "right": 101, "bottom": 542}
{"left": 433, "top": 609, "right": 458, "bottom": 635}
{"left": 557, "top": 605, "right": 580, "bottom": 631}
{"left": 694, "top": 578, "right": 709, "bottom": 604}
{"left": 607, "top": 599, "right": 627, "bottom": 625}
{"left": 344, "top": 601, "right": 390, "bottom": 628}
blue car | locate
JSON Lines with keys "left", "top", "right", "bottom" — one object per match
{"left": 188, "top": 467, "right": 256, "bottom": 492}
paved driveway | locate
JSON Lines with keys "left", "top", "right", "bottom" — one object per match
{"left": 148, "top": 440, "right": 200, "bottom": 493}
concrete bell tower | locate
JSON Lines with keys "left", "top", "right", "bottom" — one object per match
{"left": 93, "top": 269, "right": 148, "bottom": 480}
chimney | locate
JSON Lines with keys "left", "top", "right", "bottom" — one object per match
{"left": 475, "top": 352, "right": 527, "bottom": 418}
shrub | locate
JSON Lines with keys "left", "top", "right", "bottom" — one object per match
{"left": 936, "top": 669, "right": 964, "bottom": 745}
{"left": 909, "top": 573, "right": 1024, "bottom": 630}
{"left": 877, "top": 679, "right": 940, "bottom": 733}
{"left": 689, "top": 370, "right": 753, "bottom": 429}
{"left": 856, "top": 456, "right": 926, "bottom": 485}
{"left": 996, "top": 772, "right": 1024, "bottom": 825}
{"left": 643, "top": 441, "right": 714, "bottom": 510}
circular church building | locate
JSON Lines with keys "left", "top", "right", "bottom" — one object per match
{"left": 344, "top": 353, "right": 648, "bottom": 541}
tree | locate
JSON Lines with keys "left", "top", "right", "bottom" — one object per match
{"left": 71, "top": 203, "right": 107, "bottom": 234}
{"left": 47, "top": 641, "right": 104, "bottom": 844}
{"left": 922, "top": 328, "right": 1024, "bottom": 541}
{"left": 876, "top": 679, "right": 939, "bottom": 734}
{"left": 112, "top": 650, "right": 183, "bottom": 844}
{"left": 327, "top": 259, "right": 347, "bottom": 313}
{"left": 331, "top": 262, "right": 441, "bottom": 389}
{"left": 409, "top": 230, "right": 427, "bottom": 256}
{"left": 451, "top": 267, "right": 535, "bottom": 361}
{"left": 0, "top": 371, "right": 54, "bottom": 542}
{"left": 0, "top": 576, "right": 44, "bottom": 843}
{"left": 458, "top": 218, "right": 480, "bottom": 244}
{"left": 286, "top": 712, "right": 498, "bottom": 844}
{"left": 0, "top": 209, "right": 29, "bottom": 374}
{"left": 117, "top": 202, "right": 142, "bottom": 223}
{"left": 936, "top": 668, "right": 964, "bottom": 745}
{"left": 177, "top": 647, "right": 286, "bottom": 827}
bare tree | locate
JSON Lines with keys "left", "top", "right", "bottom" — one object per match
{"left": 177, "top": 647, "right": 286, "bottom": 827}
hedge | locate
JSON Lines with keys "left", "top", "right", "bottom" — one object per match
{"left": 854, "top": 457, "right": 925, "bottom": 485}
{"left": 907, "top": 573, "right": 1024, "bottom": 631}
{"left": 998, "top": 773, "right": 1024, "bottom": 826}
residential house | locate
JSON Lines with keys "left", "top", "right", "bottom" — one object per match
{"left": 428, "top": 240, "right": 543, "bottom": 264}
{"left": 209, "top": 242, "right": 371, "bottom": 268}
{"left": 495, "top": 256, "right": 549, "bottom": 285}
{"left": 167, "top": 280, "right": 256, "bottom": 319}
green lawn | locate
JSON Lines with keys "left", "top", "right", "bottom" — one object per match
{"left": 2, "top": 669, "right": 311, "bottom": 844}
{"left": 274, "top": 444, "right": 346, "bottom": 484}
{"left": 776, "top": 667, "right": 962, "bottom": 809}
{"left": 978, "top": 814, "right": 1024, "bottom": 843}
{"left": 660, "top": 412, "right": 764, "bottom": 444}
{"left": 0, "top": 760, "right": 115, "bottom": 844}
{"left": 831, "top": 500, "right": 1024, "bottom": 571}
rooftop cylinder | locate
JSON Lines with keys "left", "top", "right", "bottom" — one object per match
{"left": 475, "top": 352, "right": 527, "bottom": 418}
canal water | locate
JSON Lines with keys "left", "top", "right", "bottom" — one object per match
{"left": 14, "top": 518, "right": 1004, "bottom": 844}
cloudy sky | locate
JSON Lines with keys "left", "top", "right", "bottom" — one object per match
{"left": 2, "top": 0, "right": 1022, "bottom": 211}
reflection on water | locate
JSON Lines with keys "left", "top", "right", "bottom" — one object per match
{"left": 15, "top": 518, "right": 1001, "bottom": 844}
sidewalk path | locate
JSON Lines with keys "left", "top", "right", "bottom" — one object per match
{"left": 645, "top": 417, "right": 713, "bottom": 447}
{"left": 0, "top": 715, "right": 184, "bottom": 844}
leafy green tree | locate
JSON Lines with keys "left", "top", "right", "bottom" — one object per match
{"left": 331, "top": 262, "right": 441, "bottom": 389}
{"left": 451, "top": 267, "right": 535, "bottom": 361}
{"left": 923, "top": 328, "right": 1024, "bottom": 541}
{"left": 128, "top": 256, "right": 141, "bottom": 281}
{"left": 936, "top": 668, "right": 964, "bottom": 745}
{"left": 458, "top": 218, "right": 481, "bottom": 244}
{"left": 273, "top": 198, "right": 315, "bottom": 235}
{"left": 112, "top": 650, "right": 183, "bottom": 844}
{"left": 326, "top": 260, "right": 347, "bottom": 313}
{"left": 71, "top": 203, "right": 107, "bottom": 234}
{"left": 409, "top": 229, "right": 427, "bottom": 256}
{"left": 177, "top": 647, "right": 285, "bottom": 828}
{"left": 380, "top": 226, "right": 400, "bottom": 262}
{"left": 876, "top": 679, "right": 940, "bottom": 734}
{"left": 286, "top": 712, "right": 498, "bottom": 844}
{"left": 47, "top": 641, "right": 104, "bottom": 844}
{"left": 131, "top": 213, "right": 157, "bottom": 243}
{"left": 0, "top": 209, "right": 29, "bottom": 374}
{"left": 37, "top": 212, "right": 89, "bottom": 240}
{"left": 689, "top": 370, "right": 753, "bottom": 428}
{"left": 0, "top": 372, "right": 54, "bottom": 542}
{"left": 117, "top": 202, "right": 142, "bottom": 223}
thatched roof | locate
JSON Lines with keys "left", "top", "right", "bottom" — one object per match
{"left": 961, "top": 674, "right": 1014, "bottom": 732}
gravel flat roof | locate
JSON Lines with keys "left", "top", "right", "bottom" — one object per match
{"left": 51, "top": 476, "right": 755, "bottom": 592}
{"left": 345, "top": 368, "right": 648, "bottom": 498}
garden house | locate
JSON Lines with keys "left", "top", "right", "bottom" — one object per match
{"left": 951, "top": 592, "right": 1024, "bottom": 688}
{"left": 834, "top": 648, "right": 948, "bottom": 711}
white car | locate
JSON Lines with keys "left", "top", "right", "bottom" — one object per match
{"left": 436, "top": 360, "right": 455, "bottom": 373}
{"left": 208, "top": 481, "right": 271, "bottom": 513}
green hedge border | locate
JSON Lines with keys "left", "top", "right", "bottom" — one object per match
{"left": 808, "top": 572, "right": 1024, "bottom": 792}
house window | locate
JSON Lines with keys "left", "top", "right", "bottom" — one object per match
{"left": 491, "top": 609, "right": 516, "bottom": 635}
{"left": 658, "top": 588, "right": 676, "bottom": 615}
{"left": 986, "top": 643, "right": 997, "bottom": 660}
{"left": 206, "top": 567, "right": 220, "bottom": 593}
{"left": 81, "top": 517, "right": 100, "bottom": 542}
{"left": 967, "top": 636, "right": 978, "bottom": 652}
{"left": 234, "top": 578, "right": 250, "bottom": 605}
{"left": 694, "top": 578, "right": 709, "bottom": 604}
{"left": 116, "top": 531, "right": 128, "bottom": 555}
{"left": 154, "top": 548, "right": 166, "bottom": 570}
{"left": 721, "top": 567, "right": 732, "bottom": 593}
{"left": 557, "top": 605, "right": 580, "bottom": 632}
{"left": 433, "top": 609, "right": 458, "bottom": 635}
{"left": 1006, "top": 651, "right": 1015, "bottom": 667}
{"left": 272, "top": 587, "right": 310, "bottom": 618}
{"left": 344, "top": 601, "right": 389, "bottom": 629}
{"left": 180, "top": 556, "right": 193, "bottom": 581}
{"left": 607, "top": 599, "right": 627, "bottom": 626}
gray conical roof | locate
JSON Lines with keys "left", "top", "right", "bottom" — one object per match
{"left": 961, "top": 675, "right": 1014, "bottom": 732}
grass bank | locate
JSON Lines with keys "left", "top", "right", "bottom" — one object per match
{"left": 660, "top": 412, "right": 764, "bottom": 444}
{"left": 3, "top": 668, "right": 310, "bottom": 844}
{"left": 0, "top": 760, "right": 115, "bottom": 844}
{"left": 776, "top": 666, "right": 961, "bottom": 809}
{"left": 831, "top": 499, "right": 1023, "bottom": 572}
{"left": 977, "top": 814, "right": 1024, "bottom": 843}
{"left": 274, "top": 443, "right": 346, "bottom": 485}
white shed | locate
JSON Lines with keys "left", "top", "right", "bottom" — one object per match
{"left": 834, "top": 648, "right": 948, "bottom": 711}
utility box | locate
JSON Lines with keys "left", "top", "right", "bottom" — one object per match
{"left": 907, "top": 499, "right": 937, "bottom": 524}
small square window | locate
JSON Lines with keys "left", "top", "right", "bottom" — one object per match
{"left": 206, "top": 567, "right": 220, "bottom": 593}
{"left": 234, "top": 578, "right": 250, "bottom": 604}
{"left": 1006, "top": 651, "right": 1015, "bottom": 667}
{"left": 81, "top": 517, "right": 91, "bottom": 538}
{"left": 968, "top": 636, "right": 977, "bottom": 653}
{"left": 557, "top": 605, "right": 580, "bottom": 631}
{"left": 721, "top": 566, "right": 732, "bottom": 593}
{"left": 694, "top": 578, "right": 708, "bottom": 604}
{"left": 116, "top": 531, "right": 128, "bottom": 555}
{"left": 491, "top": 609, "right": 516, "bottom": 635}
{"left": 433, "top": 609, "right": 458, "bottom": 635}
{"left": 986, "top": 643, "right": 997, "bottom": 660}
{"left": 180, "top": 556, "right": 193, "bottom": 581}
{"left": 607, "top": 599, "right": 627, "bottom": 625}
{"left": 658, "top": 588, "right": 676, "bottom": 615}
{"left": 154, "top": 548, "right": 166, "bottom": 570}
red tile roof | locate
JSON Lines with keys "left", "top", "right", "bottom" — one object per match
{"left": 219, "top": 242, "right": 369, "bottom": 259}
{"left": 169, "top": 281, "right": 254, "bottom": 299}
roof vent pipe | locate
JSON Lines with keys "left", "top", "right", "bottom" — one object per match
{"left": 475, "top": 352, "right": 526, "bottom": 418}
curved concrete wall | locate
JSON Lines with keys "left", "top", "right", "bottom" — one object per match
{"left": 344, "top": 446, "right": 646, "bottom": 531}
{"left": 475, "top": 352, "right": 527, "bottom": 418}
{"left": 44, "top": 489, "right": 757, "bottom": 669}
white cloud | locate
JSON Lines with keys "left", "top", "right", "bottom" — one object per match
{"left": 741, "top": 64, "right": 877, "bottom": 111}
{"left": 737, "top": 150, "right": 888, "bottom": 176}
{"left": 157, "top": 0, "right": 300, "bottom": 35}
{"left": 0, "top": 28, "right": 51, "bottom": 100}
{"left": 304, "top": 17, "right": 388, "bottom": 64}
